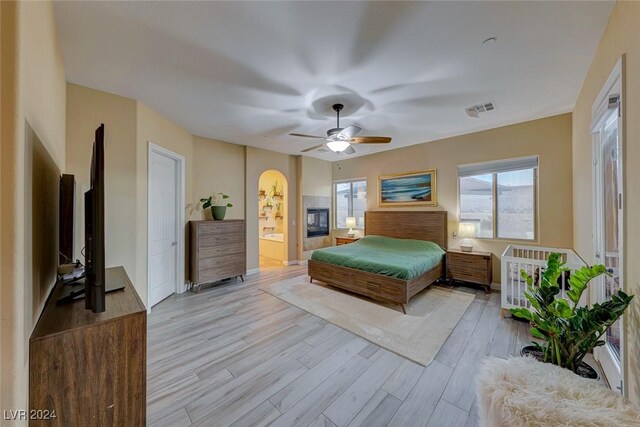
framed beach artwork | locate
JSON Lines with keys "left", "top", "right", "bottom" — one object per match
{"left": 378, "top": 169, "right": 437, "bottom": 207}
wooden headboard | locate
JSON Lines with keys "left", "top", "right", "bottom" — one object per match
{"left": 364, "top": 211, "right": 448, "bottom": 249}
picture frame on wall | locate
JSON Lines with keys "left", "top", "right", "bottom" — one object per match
{"left": 378, "top": 169, "right": 437, "bottom": 207}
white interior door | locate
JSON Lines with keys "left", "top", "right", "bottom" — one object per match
{"left": 592, "top": 71, "right": 624, "bottom": 392}
{"left": 149, "top": 150, "right": 178, "bottom": 307}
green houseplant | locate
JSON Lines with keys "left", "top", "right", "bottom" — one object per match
{"left": 200, "top": 193, "right": 233, "bottom": 220}
{"left": 511, "top": 253, "right": 633, "bottom": 378}
{"left": 271, "top": 180, "right": 282, "bottom": 198}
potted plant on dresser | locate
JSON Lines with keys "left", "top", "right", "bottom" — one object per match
{"left": 200, "top": 193, "right": 233, "bottom": 220}
{"left": 511, "top": 253, "right": 633, "bottom": 379}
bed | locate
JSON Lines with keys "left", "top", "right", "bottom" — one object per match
{"left": 308, "top": 211, "right": 447, "bottom": 313}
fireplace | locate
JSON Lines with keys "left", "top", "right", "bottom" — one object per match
{"left": 307, "top": 208, "right": 329, "bottom": 237}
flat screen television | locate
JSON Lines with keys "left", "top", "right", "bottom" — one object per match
{"left": 59, "top": 174, "right": 75, "bottom": 265}
{"left": 84, "top": 124, "right": 106, "bottom": 313}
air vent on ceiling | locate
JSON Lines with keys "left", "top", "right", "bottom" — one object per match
{"left": 465, "top": 101, "right": 496, "bottom": 118}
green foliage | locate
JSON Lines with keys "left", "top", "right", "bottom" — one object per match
{"left": 200, "top": 193, "right": 233, "bottom": 209}
{"left": 510, "top": 253, "right": 634, "bottom": 374}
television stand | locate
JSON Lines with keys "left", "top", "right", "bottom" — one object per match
{"left": 30, "top": 266, "right": 146, "bottom": 426}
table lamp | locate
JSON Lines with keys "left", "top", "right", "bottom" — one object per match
{"left": 458, "top": 222, "right": 476, "bottom": 252}
{"left": 345, "top": 217, "right": 356, "bottom": 237}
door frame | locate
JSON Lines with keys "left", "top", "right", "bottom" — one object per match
{"left": 590, "top": 56, "right": 626, "bottom": 394}
{"left": 147, "top": 142, "right": 186, "bottom": 313}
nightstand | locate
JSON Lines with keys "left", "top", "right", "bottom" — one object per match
{"left": 336, "top": 236, "right": 360, "bottom": 246}
{"left": 446, "top": 249, "right": 492, "bottom": 292}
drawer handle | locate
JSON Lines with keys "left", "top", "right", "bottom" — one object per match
{"left": 366, "top": 282, "right": 381, "bottom": 292}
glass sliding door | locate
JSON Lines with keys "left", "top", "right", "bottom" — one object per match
{"left": 599, "top": 113, "right": 623, "bottom": 363}
{"left": 591, "top": 61, "right": 624, "bottom": 393}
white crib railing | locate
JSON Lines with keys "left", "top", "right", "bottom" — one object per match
{"left": 501, "top": 245, "right": 586, "bottom": 317}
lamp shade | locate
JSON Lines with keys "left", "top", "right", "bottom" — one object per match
{"left": 326, "top": 140, "right": 350, "bottom": 153}
{"left": 458, "top": 222, "right": 477, "bottom": 238}
{"left": 345, "top": 217, "right": 357, "bottom": 228}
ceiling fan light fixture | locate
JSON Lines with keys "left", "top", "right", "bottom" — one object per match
{"left": 326, "top": 140, "right": 351, "bottom": 153}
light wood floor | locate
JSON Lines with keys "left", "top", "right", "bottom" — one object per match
{"left": 147, "top": 265, "right": 531, "bottom": 427}
{"left": 260, "top": 256, "right": 284, "bottom": 269}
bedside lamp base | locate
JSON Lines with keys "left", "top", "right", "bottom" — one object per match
{"left": 347, "top": 229, "right": 355, "bottom": 238}
{"left": 460, "top": 245, "right": 473, "bottom": 252}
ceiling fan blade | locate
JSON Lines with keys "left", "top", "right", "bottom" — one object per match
{"left": 289, "top": 133, "right": 324, "bottom": 139}
{"left": 301, "top": 143, "right": 326, "bottom": 153}
{"left": 351, "top": 136, "right": 392, "bottom": 144}
{"left": 337, "top": 125, "right": 362, "bottom": 139}
{"left": 344, "top": 145, "right": 356, "bottom": 155}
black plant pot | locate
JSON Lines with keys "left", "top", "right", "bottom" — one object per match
{"left": 521, "top": 345, "right": 599, "bottom": 380}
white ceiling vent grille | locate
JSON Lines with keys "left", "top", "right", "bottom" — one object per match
{"left": 465, "top": 101, "right": 496, "bottom": 118}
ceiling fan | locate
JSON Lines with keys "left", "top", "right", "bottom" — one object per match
{"left": 289, "top": 103, "right": 392, "bottom": 154}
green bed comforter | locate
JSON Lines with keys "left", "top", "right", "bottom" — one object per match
{"left": 311, "top": 235, "right": 445, "bottom": 280}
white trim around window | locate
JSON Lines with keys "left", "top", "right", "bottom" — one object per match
{"left": 457, "top": 156, "right": 539, "bottom": 242}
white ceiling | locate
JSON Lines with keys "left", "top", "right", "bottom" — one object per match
{"left": 54, "top": 1, "right": 613, "bottom": 160}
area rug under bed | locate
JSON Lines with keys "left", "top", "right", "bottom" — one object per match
{"left": 260, "top": 275, "right": 474, "bottom": 366}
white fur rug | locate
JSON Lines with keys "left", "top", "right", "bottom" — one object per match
{"left": 260, "top": 275, "right": 474, "bottom": 366}
{"left": 476, "top": 356, "right": 640, "bottom": 427}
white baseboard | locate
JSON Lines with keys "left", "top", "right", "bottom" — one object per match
{"left": 491, "top": 282, "right": 501, "bottom": 291}
{"left": 246, "top": 268, "right": 260, "bottom": 276}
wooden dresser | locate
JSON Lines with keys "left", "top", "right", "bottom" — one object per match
{"left": 446, "top": 249, "right": 493, "bottom": 292}
{"left": 29, "top": 266, "right": 146, "bottom": 426}
{"left": 189, "top": 220, "right": 246, "bottom": 291}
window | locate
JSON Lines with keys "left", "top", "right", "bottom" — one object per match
{"left": 334, "top": 179, "right": 366, "bottom": 229}
{"left": 458, "top": 156, "right": 537, "bottom": 240}
{"left": 459, "top": 174, "right": 494, "bottom": 238}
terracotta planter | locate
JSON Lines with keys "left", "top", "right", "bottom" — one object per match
{"left": 211, "top": 206, "right": 227, "bottom": 220}
{"left": 521, "top": 345, "right": 599, "bottom": 380}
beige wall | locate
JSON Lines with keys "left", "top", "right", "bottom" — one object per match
{"left": 136, "top": 102, "right": 195, "bottom": 304}
{"left": 192, "top": 136, "right": 245, "bottom": 221}
{"left": 333, "top": 114, "right": 574, "bottom": 282}
{"left": 66, "top": 84, "right": 138, "bottom": 289}
{"left": 246, "top": 147, "right": 298, "bottom": 270}
{"left": 302, "top": 157, "right": 333, "bottom": 197}
{"left": 0, "top": 0, "right": 66, "bottom": 418}
{"left": 67, "top": 89, "right": 250, "bottom": 305}
{"left": 572, "top": 1, "right": 640, "bottom": 403}
{"left": 65, "top": 84, "right": 305, "bottom": 300}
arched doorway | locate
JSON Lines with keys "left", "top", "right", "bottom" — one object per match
{"left": 258, "top": 170, "right": 288, "bottom": 269}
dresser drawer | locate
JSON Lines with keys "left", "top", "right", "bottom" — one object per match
{"left": 198, "top": 231, "right": 245, "bottom": 248}
{"left": 198, "top": 253, "right": 246, "bottom": 270}
{"left": 198, "top": 221, "right": 244, "bottom": 236}
{"left": 198, "top": 243, "right": 245, "bottom": 259}
{"left": 199, "top": 263, "right": 245, "bottom": 284}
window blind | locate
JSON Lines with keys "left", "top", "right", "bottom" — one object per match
{"left": 457, "top": 156, "right": 538, "bottom": 177}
